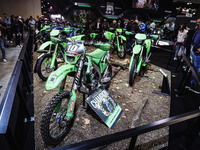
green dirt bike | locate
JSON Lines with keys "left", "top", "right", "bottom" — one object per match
{"left": 104, "top": 28, "right": 127, "bottom": 59}
{"left": 36, "top": 28, "right": 85, "bottom": 81}
{"left": 129, "top": 33, "right": 152, "bottom": 86}
{"left": 34, "top": 25, "right": 52, "bottom": 51}
{"left": 40, "top": 41, "right": 112, "bottom": 145}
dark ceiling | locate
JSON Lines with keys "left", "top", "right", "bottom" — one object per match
{"left": 45, "top": 0, "right": 199, "bottom": 23}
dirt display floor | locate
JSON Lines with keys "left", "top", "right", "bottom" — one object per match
{"left": 34, "top": 49, "right": 171, "bottom": 150}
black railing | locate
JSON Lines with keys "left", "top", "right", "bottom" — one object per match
{"left": 52, "top": 54, "right": 200, "bottom": 150}
{"left": 52, "top": 110, "right": 200, "bottom": 150}
{"left": 0, "top": 32, "right": 34, "bottom": 150}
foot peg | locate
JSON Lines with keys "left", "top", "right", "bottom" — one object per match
{"left": 101, "top": 77, "right": 111, "bottom": 83}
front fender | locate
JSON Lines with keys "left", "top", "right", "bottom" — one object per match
{"left": 133, "top": 45, "right": 142, "bottom": 54}
{"left": 46, "top": 64, "right": 77, "bottom": 90}
{"left": 39, "top": 41, "right": 55, "bottom": 50}
{"left": 118, "top": 35, "right": 126, "bottom": 41}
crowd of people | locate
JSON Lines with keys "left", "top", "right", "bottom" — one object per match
{"left": 0, "top": 13, "right": 45, "bottom": 63}
{"left": 87, "top": 18, "right": 146, "bottom": 33}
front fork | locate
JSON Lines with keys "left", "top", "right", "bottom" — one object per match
{"left": 66, "top": 57, "right": 84, "bottom": 118}
{"left": 50, "top": 43, "right": 58, "bottom": 68}
{"left": 54, "top": 77, "right": 67, "bottom": 113}
{"left": 115, "top": 31, "right": 120, "bottom": 51}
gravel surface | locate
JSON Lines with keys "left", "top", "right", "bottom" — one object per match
{"left": 33, "top": 48, "right": 170, "bottom": 150}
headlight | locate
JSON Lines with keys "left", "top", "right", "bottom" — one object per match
{"left": 136, "top": 40, "right": 143, "bottom": 44}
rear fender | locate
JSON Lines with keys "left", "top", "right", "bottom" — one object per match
{"left": 39, "top": 41, "right": 55, "bottom": 50}
{"left": 118, "top": 35, "right": 126, "bottom": 41}
{"left": 46, "top": 64, "right": 77, "bottom": 90}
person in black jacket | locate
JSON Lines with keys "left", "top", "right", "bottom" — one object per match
{"left": 127, "top": 18, "right": 139, "bottom": 32}
{"left": 93, "top": 18, "right": 102, "bottom": 41}
{"left": 14, "top": 16, "right": 22, "bottom": 47}
{"left": 110, "top": 20, "right": 118, "bottom": 30}
{"left": 0, "top": 21, "right": 7, "bottom": 62}
{"left": 94, "top": 18, "right": 102, "bottom": 31}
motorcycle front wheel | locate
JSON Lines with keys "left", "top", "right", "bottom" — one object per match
{"left": 37, "top": 53, "right": 58, "bottom": 81}
{"left": 40, "top": 91, "right": 74, "bottom": 146}
{"left": 117, "top": 40, "right": 126, "bottom": 59}
{"left": 129, "top": 57, "right": 138, "bottom": 86}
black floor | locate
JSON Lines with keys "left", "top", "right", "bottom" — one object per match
{"left": 150, "top": 47, "right": 200, "bottom": 150}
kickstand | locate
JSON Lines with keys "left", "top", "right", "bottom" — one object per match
{"left": 79, "top": 93, "right": 89, "bottom": 112}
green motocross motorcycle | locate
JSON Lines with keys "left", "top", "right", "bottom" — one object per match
{"left": 129, "top": 33, "right": 152, "bottom": 86}
{"left": 36, "top": 28, "right": 85, "bottom": 81}
{"left": 40, "top": 41, "right": 112, "bottom": 145}
{"left": 104, "top": 28, "right": 127, "bottom": 59}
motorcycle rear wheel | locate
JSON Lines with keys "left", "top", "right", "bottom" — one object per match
{"left": 117, "top": 41, "right": 126, "bottom": 59}
{"left": 40, "top": 91, "right": 73, "bottom": 146}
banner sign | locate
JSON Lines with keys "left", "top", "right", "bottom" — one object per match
{"left": 86, "top": 88, "right": 122, "bottom": 129}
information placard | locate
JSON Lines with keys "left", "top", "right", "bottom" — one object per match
{"left": 86, "top": 88, "right": 123, "bottom": 129}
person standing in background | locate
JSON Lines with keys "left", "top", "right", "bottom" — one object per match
{"left": 188, "top": 19, "right": 200, "bottom": 94}
{"left": 139, "top": 21, "right": 146, "bottom": 33}
{"left": 127, "top": 18, "right": 139, "bottom": 32}
{"left": 10, "top": 15, "right": 15, "bottom": 42}
{"left": 14, "top": 16, "right": 21, "bottom": 47}
{"left": 0, "top": 21, "right": 7, "bottom": 62}
{"left": 110, "top": 20, "right": 118, "bottom": 30}
{"left": 2, "top": 13, "right": 9, "bottom": 47}
{"left": 18, "top": 16, "right": 24, "bottom": 42}
{"left": 3, "top": 13, "right": 12, "bottom": 44}
{"left": 93, "top": 18, "right": 102, "bottom": 41}
{"left": 173, "top": 24, "right": 188, "bottom": 60}
{"left": 28, "top": 16, "right": 36, "bottom": 36}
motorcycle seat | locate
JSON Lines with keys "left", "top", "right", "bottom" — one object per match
{"left": 87, "top": 49, "right": 105, "bottom": 64}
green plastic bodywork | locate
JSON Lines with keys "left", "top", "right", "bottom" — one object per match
{"left": 145, "top": 39, "right": 151, "bottom": 54}
{"left": 135, "top": 33, "right": 147, "bottom": 40}
{"left": 45, "top": 64, "right": 77, "bottom": 90}
{"left": 67, "top": 35, "right": 85, "bottom": 41}
{"left": 64, "top": 28, "right": 73, "bottom": 33}
{"left": 39, "top": 41, "right": 54, "bottom": 50}
{"left": 90, "top": 33, "right": 98, "bottom": 39}
{"left": 125, "top": 31, "right": 134, "bottom": 36}
{"left": 66, "top": 89, "right": 76, "bottom": 118}
{"left": 104, "top": 31, "right": 115, "bottom": 40}
{"left": 50, "top": 29, "right": 60, "bottom": 37}
{"left": 88, "top": 49, "right": 105, "bottom": 65}
{"left": 150, "top": 34, "right": 159, "bottom": 39}
{"left": 118, "top": 35, "right": 126, "bottom": 41}
{"left": 94, "top": 43, "right": 111, "bottom": 51}
{"left": 137, "top": 57, "right": 143, "bottom": 72}
{"left": 116, "top": 28, "right": 122, "bottom": 33}
{"left": 133, "top": 45, "right": 142, "bottom": 54}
